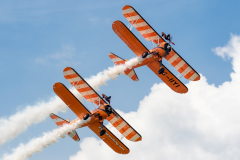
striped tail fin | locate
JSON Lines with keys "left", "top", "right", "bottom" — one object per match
{"left": 50, "top": 113, "right": 80, "bottom": 142}
{"left": 108, "top": 52, "right": 139, "bottom": 82}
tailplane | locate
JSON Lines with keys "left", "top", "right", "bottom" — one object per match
{"left": 108, "top": 52, "right": 139, "bottom": 81}
{"left": 50, "top": 113, "right": 80, "bottom": 142}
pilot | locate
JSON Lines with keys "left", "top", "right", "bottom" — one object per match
{"left": 102, "top": 94, "right": 111, "bottom": 104}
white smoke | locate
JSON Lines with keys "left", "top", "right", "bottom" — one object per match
{"left": 0, "top": 56, "right": 142, "bottom": 145}
{"left": 1, "top": 118, "right": 91, "bottom": 160}
{"left": 86, "top": 56, "right": 143, "bottom": 88}
{"left": 0, "top": 96, "right": 67, "bottom": 145}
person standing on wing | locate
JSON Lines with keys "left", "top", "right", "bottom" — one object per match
{"left": 102, "top": 94, "right": 111, "bottom": 104}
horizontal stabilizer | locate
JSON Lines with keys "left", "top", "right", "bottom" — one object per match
{"left": 50, "top": 113, "right": 80, "bottom": 142}
{"left": 108, "top": 52, "right": 139, "bottom": 82}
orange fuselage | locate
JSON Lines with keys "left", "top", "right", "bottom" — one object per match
{"left": 70, "top": 104, "right": 109, "bottom": 128}
{"left": 132, "top": 42, "right": 167, "bottom": 69}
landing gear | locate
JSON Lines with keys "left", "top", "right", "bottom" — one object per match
{"left": 99, "top": 121, "right": 106, "bottom": 136}
{"left": 142, "top": 52, "right": 149, "bottom": 58}
{"left": 83, "top": 113, "right": 89, "bottom": 120}
{"left": 158, "top": 60, "right": 164, "bottom": 74}
{"left": 158, "top": 68, "right": 165, "bottom": 74}
{"left": 100, "top": 130, "right": 106, "bottom": 136}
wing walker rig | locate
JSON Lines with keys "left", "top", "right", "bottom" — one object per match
{"left": 50, "top": 5, "right": 200, "bottom": 154}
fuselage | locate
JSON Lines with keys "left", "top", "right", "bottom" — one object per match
{"left": 70, "top": 103, "right": 109, "bottom": 129}
{"left": 132, "top": 42, "right": 168, "bottom": 69}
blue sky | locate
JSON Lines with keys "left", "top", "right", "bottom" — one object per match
{"left": 0, "top": 0, "right": 240, "bottom": 160}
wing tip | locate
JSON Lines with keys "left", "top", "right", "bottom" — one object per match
{"left": 122, "top": 5, "right": 132, "bottom": 10}
{"left": 63, "top": 66, "right": 72, "bottom": 72}
{"left": 53, "top": 82, "right": 63, "bottom": 89}
{"left": 194, "top": 75, "right": 201, "bottom": 81}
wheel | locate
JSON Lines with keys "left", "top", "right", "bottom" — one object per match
{"left": 83, "top": 113, "right": 89, "bottom": 120}
{"left": 142, "top": 52, "right": 149, "bottom": 58}
{"left": 158, "top": 68, "right": 165, "bottom": 74}
{"left": 99, "top": 130, "right": 106, "bottom": 136}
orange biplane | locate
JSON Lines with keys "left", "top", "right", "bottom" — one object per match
{"left": 50, "top": 67, "right": 141, "bottom": 154}
{"left": 109, "top": 5, "right": 200, "bottom": 94}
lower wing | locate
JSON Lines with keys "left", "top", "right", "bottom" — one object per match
{"left": 147, "top": 61, "right": 188, "bottom": 94}
{"left": 88, "top": 122, "right": 130, "bottom": 154}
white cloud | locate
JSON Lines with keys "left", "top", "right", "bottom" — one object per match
{"left": 35, "top": 45, "right": 78, "bottom": 65}
{"left": 69, "top": 34, "right": 240, "bottom": 160}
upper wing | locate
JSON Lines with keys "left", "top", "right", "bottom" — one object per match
{"left": 63, "top": 67, "right": 106, "bottom": 106}
{"left": 53, "top": 82, "right": 90, "bottom": 119}
{"left": 107, "top": 109, "right": 142, "bottom": 142}
{"left": 88, "top": 122, "right": 129, "bottom": 154}
{"left": 122, "top": 5, "right": 200, "bottom": 81}
{"left": 147, "top": 61, "right": 188, "bottom": 94}
{"left": 122, "top": 5, "right": 164, "bottom": 44}
{"left": 112, "top": 20, "right": 188, "bottom": 93}
{"left": 112, "top": 20, "right": 148, "bottom": 57}
{"left": 164, "top": 49, "right": 200, "bottom": 81}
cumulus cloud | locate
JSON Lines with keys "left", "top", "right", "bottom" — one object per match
{"left": 69, "top": 34, "right": 240, "bottom": 160}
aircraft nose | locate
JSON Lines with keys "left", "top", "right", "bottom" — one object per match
{"left": 164, "top": 43, "right": 171, "bottom": 52}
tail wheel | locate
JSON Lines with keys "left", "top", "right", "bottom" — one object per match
{"left": 158, "top": 68, "right": 165, "bottom": 74}
{"left": 142, "top": 52, "right": 149, "bottom": 58}
{"left": 83, "top": 113, "right": 89, "bottom": 120}
{"left": 99, "top": 130, "right": 106, "bottom": 136}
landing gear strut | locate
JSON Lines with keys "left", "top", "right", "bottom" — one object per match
{"left": 158, "top": 60, "right": 165, "bottom": 74}
{"left": 158, "top": 68, "right": 164, "bottom": 74}
{"left": 99, "top": 121, "right": 106, "bottom": 136}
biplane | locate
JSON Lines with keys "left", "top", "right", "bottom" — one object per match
{"left": 50, "top": 67, "right": 141, "bottom": 154}
{"left": 109, "top": 5, "right": 200, "bottom": 94}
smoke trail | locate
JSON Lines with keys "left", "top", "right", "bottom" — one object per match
{"left": 86, "top": 56, "right": 143, "bottom": 89}
{"left": 0, "top": 56, "right": 143, "bottom": 145}
{"left": 2, "top": 118, "right": 91, "bottom": 160}
{"left": 0, "top": 96, "right": 68, "bottom": 145}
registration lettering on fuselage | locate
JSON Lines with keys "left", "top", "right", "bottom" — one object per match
{"left": 162, "top": 72, "right": 180, "bottom": 88}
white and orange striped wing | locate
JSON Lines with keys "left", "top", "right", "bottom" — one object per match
{"left": 122, "top": 5, "right": 164, "bottom": 44}
{"left": 50, "top": 113, "right": 80, "bottom": 142}
{"left": 63, "top": 67, "right": 105, "bottom": 106}
{"left": 108, "top": 53, "right": 139, "bottom": 82}
{"left": 107, "top": 112, "right": 142, "bottom": 142}
{"left": 122, "top": 5, "right": 200, "bottom": 81}
{"left": 165, "top": 50, "right": 200, "bottom": 81}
